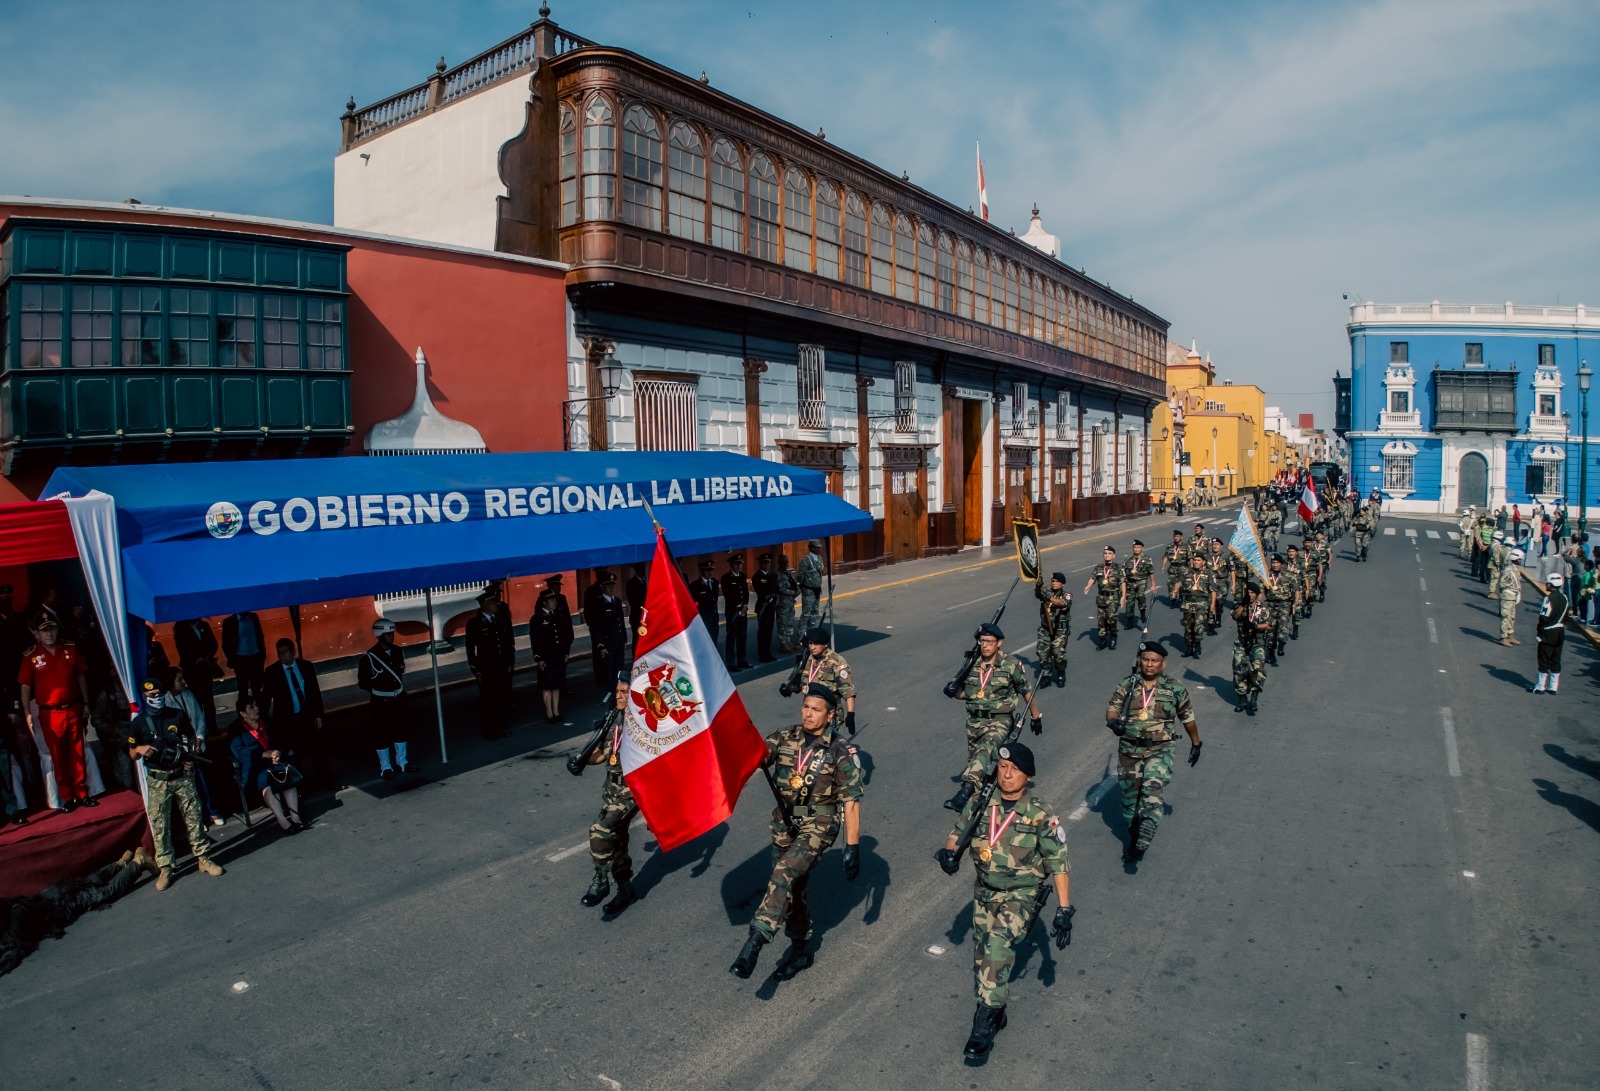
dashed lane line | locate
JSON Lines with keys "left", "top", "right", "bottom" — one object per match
{"left": 1384, "top": 527, "right": 1396, "bottom": 536}
{"left": 1421, "top": 577, "right": 1428, "bottom": 591}
{"left": 1448, "top": 531, "right": 1461, "bottom": 540}
{"left": 547, "top": 815, "right": 647, "bottom": 862}
{"left": 1426, "top": 530, "right": 1440, "bottom": 539}
{"left": 1441, "top": 707, "right": 1461, "bottom": 777}
{"left": 1066, "top": 774, "right": 1117, "bottom": 821}
{"left": 1466, "top": 1032, "right": 1489, "bottom": 1091}
{"left": 945, "top": 590, "right": 1006, "bottom": 611}
{"left": 1428, "top": 618, "right": 1438, "bottom": 644}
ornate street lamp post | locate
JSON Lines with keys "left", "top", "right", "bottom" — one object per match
{"left": 1580, "top": 362, "right": 1592, "bottom": 540}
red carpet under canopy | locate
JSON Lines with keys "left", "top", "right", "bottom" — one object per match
{"left": 0, "top": 790, "right": 151, "bottom": 898}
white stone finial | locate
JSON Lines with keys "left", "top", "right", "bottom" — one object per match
{"left": 365, "top": 346, "right": 487, "bottom": 454}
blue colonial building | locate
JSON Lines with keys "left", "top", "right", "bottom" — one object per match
{"left": 1337, "top": 301, "right": 1599, "bottom": 517}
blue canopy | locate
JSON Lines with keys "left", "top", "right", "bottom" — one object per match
{"left": 44, "top": 452, "right": 871, "bottom": 621}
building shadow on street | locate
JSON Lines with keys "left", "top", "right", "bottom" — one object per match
{"left": 1532, "top": 778, "right": 1600, "bottom": 835}
{"left": 1544, "top": 744, "right": 1600, "bottom": 782}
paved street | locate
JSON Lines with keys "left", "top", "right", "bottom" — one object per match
{"left": 2, "top": 510, "right": 1597, "bottom": 1090}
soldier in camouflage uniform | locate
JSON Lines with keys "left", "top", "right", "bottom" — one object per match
{"left": 580, "top": 676, "right": 640, "bottom": 915}
{"left": 1177, "top": 553, "right": 1216, "bottom": 658}
{"left": 1122, "top": 540, "right": 1155, "bottom": 631}
{"left": 1486, "top": 530, "right": 1507, "bottom": 599}
{"left": 1352, "top": 504, "right": 1374, "bottom": 561}
{"left": 1497, "top": 547, "right": 1524, "bottom": 646}
{"left": 1261, "top": 503, "right": 1282, "bottom": 554}
{"left": 730, "top": 685, "right": 862, "bottom": 981}
{"left": 938, "top": 743, "right": 1072, "bottom": 1061}
{"left": 1262, "top": 552, "right": 1296, "bottom": 663}
{"left": 1285, "top": 544, "right": 1312, "bottom": 621}
{"left": 1231, "top": 583, "right": 1271, "bottom": 716}
{"left": 1204, "top": 537, "right": 1230, "bottom": 634}
{"left": 1310, "top": 530, "right": 1331, "bottom": 600}
{"left": 797, "top": 539, "right": 825, "bottom": 637}
{"left": 1105, "top": 641, "right": 1202, "bottom": 865}
{"left": 1084, "top": 546, "right": 1125, "bottom": 650}
{"left": 781, "top": 626, "right": 857, "bottom": 734}
{"left": 1162, "top": 529, "right": 1190, "bottom": 605}
{"left": 1189, "top": 522, "right": 1207, "bottom": 554}
{"left": 774, "top": 553, "right": 800, "bottom": 652}
{"left": 125, "top": 678, "right": 225, "bottom": 891}
{"left": 943, "top": 623, "right": 1042, "bottom": 813}
{"left": 1457, "top": 508, "right": 1475, "bottom": 560}
{"left": 1034, "top": 574, "right": 1071, "bottom": 689}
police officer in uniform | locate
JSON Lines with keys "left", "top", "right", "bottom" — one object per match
{"left": 730, "top": 684, "right": 862, "bottom": 981}
{"left": 781, "top": 627, "right": 856, "bottom": 735}
{"left": 752, "top": 552, "right": 779, "bottom": 663}
{"left": 943, "top": 623, "right": 1041, "bottom": 813}
{"left": 722, "top": 553, "right": 752, "bottom": 671}
{"left": 126, "top": 678, "right": 225, "bottom": 891}
{"left": 689, "top": 560, "right": 721, "bottom": 644}
{"left": 1084, "top": 546, "right": 1125, "bottom": 650}
{"left": 465, "top": 586, "right": 517, "bottom": 739}
{"left": 589, "top": 573, "right": 629, "bottom": 691}
{"left": 1034, "top": 574, "right": 1070, "bottom": 689}
{"left": 1105, "top": 641, "right": 1202, "bottom": 866}
{"left": 581, "top": 675, "right": 639, "bottom": 915}
{"left": 1123, "top": 540, "right": 1155, "bottom": 631}
{"left": 1231, "top": 583, "right": 1271, "bottom": 715}
{"left": 357, "top": 618, "right": 409, "bottom": 778}
{"left": 1531, "top": 572, "right": 1569, "bottom": 695}
{"left": 937, "top": 742, "right": 1072, "bottom": 1061}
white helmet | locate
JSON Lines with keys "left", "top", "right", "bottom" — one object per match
{"left": 1492, "top": 530, "right": 1505, "bottom": 541}
{"left": 372, "top": 618, "right": 396, "bottom": 636}
{"left": 1508, "top": 549, "right": 1524, "bottom": 561}
{"left": 1548, "top": 573, "right": 1564, "bottom": 587}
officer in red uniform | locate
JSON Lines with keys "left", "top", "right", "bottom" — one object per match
{"left": 17, "top": 610, "right": 93, "bottom": 811}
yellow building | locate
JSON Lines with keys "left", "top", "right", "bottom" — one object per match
{"left": 1149, "top": 341, "right": 1280, "bottom": 500}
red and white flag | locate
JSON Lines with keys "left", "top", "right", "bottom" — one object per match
{"left": 1297, "top": 482, "right": 1321, "bottom": 523}
{"left": 976, "top": 142, "right": 989, "bottom": 222}
{"left": 621, "top": 531, "right": 767, "bottom": 851}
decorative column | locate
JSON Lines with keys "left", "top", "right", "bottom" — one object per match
{"left": 856, "top": 375, "right": 874, "bottom": 511}
{"left": 743, "top": 358, "right": 767, "bottom": 459}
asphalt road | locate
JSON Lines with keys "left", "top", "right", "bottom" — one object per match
{"left": 2, "top": 509, "right": 1597, "bottom": 1090}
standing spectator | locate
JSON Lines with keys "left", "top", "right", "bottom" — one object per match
{"left": 18, "top": 610, "right": 93, "bottom": 811}
{"left": 1552, "top": 505, "right": 1567, "bottom": 551}
{"left": 797, "top": 540, "right": 825, "bottom": 637}
{"left": 581, "top": 569, "right": 610, "bottom": 688}
{"left": 1511, "top": 504, "right": 1522, "bottom": 543}
{"left": 128, "top": 678, "right": 225, "bottom": 889}
{"left": 689, "top": 560, "right": 720, "bottom": 643}
{"left": 529, "top": 590, "right": 569, "bottom": 725}
{"left": 752, "top": 552, "right": 779, "bottom": 664}
{"left": 357, "top": 619, "right": 409, "bottom": 779}
{"left": 1576, "top": 559, "right": 1596, "bottom": 625}
{"left": 221, "top": 610, "right": 267, "bottom": 706}
{"left": 1540, "top": 512, "right": 1553, "bottom": 558}
{"left": 775, "top": 553, "right": 799, "bottom": 653}
{"left": 230, "top": 697, "right": 307, "bottom": 833}
{"left": 261, "top": 638, "right": 327, "bottom": 788}
{"left": 722, "top": 553, "right": 751, "bottom": 671}
{"left": 588, "top": 574, "right": 628, "bottom": 690}
{"left": 542, "top": 575, "right": 576, "bottom": 697}
{"left": 1495, "top": 506, "right": 1508, "bottom": 533}
{"left": 465, "top": 586, "right": 516, "bottom": 740}
{"left": 173, "top": 618, "right": 220, "bottom": 737}
{"left": 164, "top": 667, "right": 224, "bottom": 827}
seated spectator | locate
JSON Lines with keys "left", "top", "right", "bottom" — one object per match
{"left": 229, "top": 698, "right": 308, "bottom": 834}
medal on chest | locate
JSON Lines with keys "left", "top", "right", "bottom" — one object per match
{"left": 975, "top": 661, "right": 996, "bottom": 700}
{"left": 1137, "top": 682, "right": 1157, "bottom": 721}
{"left": 789, "top": 743, "right": 820, "bottom": 790}
{"left": 980, "top": 803, "right": 1019, "bottom": 863}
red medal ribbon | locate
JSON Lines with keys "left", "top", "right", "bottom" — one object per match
{"left": 987, "top": 803, "right": 1018, "bottom": 848}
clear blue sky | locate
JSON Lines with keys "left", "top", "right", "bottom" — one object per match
{"left": 2, "top": 0, "right": 1595, "bottom": 423}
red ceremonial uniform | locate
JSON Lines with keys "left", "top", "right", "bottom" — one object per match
{"left": 18, "top": 641, "right": 89, "bottom": 802}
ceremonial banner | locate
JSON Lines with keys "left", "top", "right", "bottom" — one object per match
{"left": 1013, "top": 519, "right": 1040, "bottom": 582}
{"left": 621, "top": 531, "right": 766, "bottom": 851}
{"left": 1228, "top": 505, "right": 1270, "bottom": 584}
{"left": 1298, "top": 482, "right": 1321, "bottom": 524}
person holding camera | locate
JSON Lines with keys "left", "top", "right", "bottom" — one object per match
{"left": 126, "top": 678, "right": 225, "bottom": 891}
{"left": 779, "top": 627, "right": 855, "bottom": 736}
{"left": 230, "top": 696, "right": 307, "bottom": 833}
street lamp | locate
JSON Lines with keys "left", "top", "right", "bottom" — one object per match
{"left": 562, "top": 351, "right": 625, "bottom": 451}
{"left": 1211, "top": 427, "right": 1219, "bottom": 503}
{"left": 1580, "top": 361, "right": 1592, "bottom": 539}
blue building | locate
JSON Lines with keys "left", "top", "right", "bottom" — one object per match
{"left": 1337, "top": 301, "right": 1599, "bottom": 517}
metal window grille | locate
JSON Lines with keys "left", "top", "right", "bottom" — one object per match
{"left": 1055, "top": 391, "right": 1070, "bottom": 440}
{"left": 1124, "top": 430, "right": 1138, "bottom": 492}
{"left": 797, "top": 344, "right": 826, "bottom": 430}
{"left": 634, "top": 378, "right": 699, "bottom": 451}
{"left": 1011, "top": 381, "right": 1028, "bottom": 426}
{"left": 1090, "top": 424, "right": 1106, "bottom": 493}
{"left": 1539, "top": 344, "right": 1555, "bottom": 367}
{"left": 894, "top": 360, "right": 916, "bottom": 433}
{"left": 1383, "top": 455, "right": 1414, "bottom": 492}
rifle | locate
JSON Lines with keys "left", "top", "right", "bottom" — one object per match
{"left": 938, "top": 662, "right": 1042, "bottom": 870}
{"left": 942, "top": 576, "right": 1021, "bottom": 699}
{"left": 565, "top": 706, "right": 621, "bottom": 776}
{"left": 762, "top": 764, "right": 800, "bottom": 835}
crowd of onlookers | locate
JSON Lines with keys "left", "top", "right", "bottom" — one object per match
{"left": 1466, "top": 501, "right": 1596, "bottom": 624}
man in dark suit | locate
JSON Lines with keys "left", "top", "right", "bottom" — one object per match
{"left": 465, "top": 586, "right": 517, "bottom": 739}
{"left": 261, "top": 637, "right": 327, "bottom": 789}
{"left": 752, "top": 553, "right": 779, "bottom": 664}
{"left": 689, "top": 560, "right": 720, "bottom": 644}
{"left": 173, "top": 617, "right": 220, "bottom": 733}
{"left": 588, "top": 573, "right": 629, "bottom": 690}
{"left": 221, "top": 610, "right": 267, "bottom": 706}
{"left": 581, "top": 570, "right": 611, "bottom": 687}
{"left": 722, "top": 553, "right": 751, "bottom": 671}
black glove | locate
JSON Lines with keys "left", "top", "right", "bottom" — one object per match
{"left": 842, "top": 843, "right": 860, "bottom": 881}
{"left": 845, "top": 710, "right": 857, "bottom": 735}
{"left": 778, "top": 682, "right": 792, "bottom": 698}
{"left": 1188, "top": 741, "right": 1203, "bottom": 767}
{"left": 935, "top": 847, "right": 961, "bottom": 875}
{"left": 1108, "top": 720, "right": 1126, "bottom": 738}
{"left": 942, "top": 680, "right": 960, "bottom": 699}
{"left": 1051, "top": 905, "right": 1075, "bottom": 949}
{"left": 1030, "top": 716, "right": 1043, "bottom": 736}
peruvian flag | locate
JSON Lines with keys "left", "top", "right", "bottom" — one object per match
{"left": 976, "top": 142, "right": 989, "bottom": 222}
{"left": 621, "top": 531, "right": 767, "bottom": 851}
{"left": 1298, "top": 482, "right": 1321, "bottom": 523}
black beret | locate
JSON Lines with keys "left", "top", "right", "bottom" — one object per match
{"left": 977, "top": 622, "right": 1004, "bottom": 640}
{"left": 804, "top": 682, "right": 839, "bottom": 707}
{"left": 1050, "top": 571, "right": 1066, "bottom": 583}
{"left": 1103, "top": 545, "right": 1117, "bottom": 553}
{"left": 140, "top": 677, "right": 164, "bottom": 696}
{"left": 1132, "top": 539, "right": 1144, "bottom": 547}
{"left": 1136, "top": 640, "right": 1167, "bottom": 658}
{"left": 1271, "top": 552, "right": 1285, "bottom": 563}
{"left": 805, "top": 626, "right": 830, "bottom": 645}
{"left": 997, "top": 742, "right": 1035, "bottom": 777}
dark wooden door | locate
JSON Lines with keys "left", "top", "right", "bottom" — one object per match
{"left": 962, "top": 400, "right": 985, "bottom": 545}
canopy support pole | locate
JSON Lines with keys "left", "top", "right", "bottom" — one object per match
{"left": 425, "top": 587, "right": 448, "bottom": 764}
{"left": 825, "top": 536, "right": 835, "bottom": 649}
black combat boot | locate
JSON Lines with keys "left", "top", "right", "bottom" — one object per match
{"left": 1247, "top": 691, "right": 1259, "bottom": 716}
{"left": 729, "top": 928, "right": 768, "bottom": 978}
{"left": 1193, "top": 638, "right": 1203, "bottom": 657}
{"left": 944, "top": 781, "right": 975, "bottom": 812}
{"left": 1108, "top": 634, "right": 1117, "bottom": 650}
{"left": 773, "top": 939, "right": 815, "bottom": 980}
{"left": 1123, "top": 817, "right": 1143, "bottom": 864}
{"left": 1038, "top": 673, "right": 1053, "bottom": 689}
{"left": 603, "top": 877, "right": 637, "bottom": 915}
{"left": 1055, "top": 669, "right": 1066, "bottom": 688}
{"left": 580, "top": 866, "right": 610, "bottom": 907}
{"left": 962, "top": 1003, "right": 1007, "bottom": 1060}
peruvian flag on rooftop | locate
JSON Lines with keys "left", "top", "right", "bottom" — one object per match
{"left": 1297, "top": 481, "right": 1321, "bottom": 524}
{"left": 621, "top": 531, "right": 766, "bottom": 851}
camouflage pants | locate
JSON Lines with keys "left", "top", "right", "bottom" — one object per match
{"left": 1267, "top": 602, "right": 1293, "bottom": 647}
{"left": 1166, "top": 574, "right": 1182, "bottom": 603}
{"left": 145, "top": 771, "right": 211, "bottom": 870}
{"left": 1499, "top": 596, "right": 1518, "bottom": 641}
{"left": 1096, "top": 598, "right": 1119, "bottom": 640}
{"left": 1486, "top": 564, "right": 1501, "bottom": 592}
{"left": 972, "top": 885, "right": 1044, "bottom": 1006}
{"left": 1036, "top": 624, "right": 1067, "bottom": 675}
{"left": 1124, "top": 586, "right": 1148, "bottom": 625}
{"left": 1264, "top": 531, "right": 1279, "bottom": 553}
{"left": 1180, "top": 602, "right": 1206, "bottom": 645}
{"left": 1232, "top": 639, "right": 1266, "bottom": 696}
{"left": 1458, "top": 534, "right": 1471, "bottom": 559}
{"left": 799, "top": 589, "right": 821, "bottom": 639}
{"left": 752, "top": 814, "right": 840, "bottom": 941}
{"left": 1118, "top": 739, "right": 1175, "bottom": 848}
{"left": 1354, "top": 531, "right": 1370, "bottom": 555}
{"left": 962, "top": 717, "right": 1012, "bottom": 787}
{"left": 588, "top": 771, "right": 639, "bottom": 881}
{"left": 777, "top": 595, "right": 799, "bottom": 651}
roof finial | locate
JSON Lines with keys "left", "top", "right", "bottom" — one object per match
{"left": 1031, "top": 202, "right": 1040, "bottom": 218}
{"left": 539, "top": 2, "right": 551, "bottom": 18}
{"left": 699, "top": 71, "right": 709, "bottom": 84}
{"left": 343, "top": 96, "right": 356, "bottom": 116}
{"left": 436, "top": 56, "right": 447, "bottom": 74}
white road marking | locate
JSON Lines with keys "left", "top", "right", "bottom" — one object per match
{"left": 1463, "top": 870, "right": 1476, "bottom": 878}
{"left": 1428, "top": 618, "right": 1438, "bottom": 644}
{"left": 1466, "top": 1032, "right": 1489, "bottom": 1091}
{"left": 1420, "top": 577, "right": 1428, "bottom": 591}
{"left": 926, "top": 944, "right": 947, "bottom": 956}
{"left": 946, "top": 591, "right": 1006, "bottom": 611}
{"left": 547, "top": 815, "right": 647, "bottom": 862}
{"left": 1441, "top": 707, "right": 1461, "bottom": 777}
{"left": 596, "top": 1075, "right": 624, "bottom": 1091}
{"left": 1406, "top": 528, "right": 1418, "bottom": 537}
{"left": 1014, "top": 641, "right": 1037, "bottom": 656}
{"left": 1426, "top": 530, "right": 1440, "bottom": 539}
{"left": 1384, "top": 527, "right": 1396, "bottom": 536}
{"left": 1448, "top": 531, "right": 1461, "bottom": 540}
{"left": 1067, "top": 774, "right": 1117, "bottom": 821}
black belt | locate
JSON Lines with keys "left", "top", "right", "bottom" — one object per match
{"left": 789, "top": 804, "right": 840, "bottom": 818}
{"left": 1122, "top": 733, "right": 1174, "bottom": 747}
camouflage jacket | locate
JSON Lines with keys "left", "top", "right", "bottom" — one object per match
{"left": 952, "top": 793, "right": 1068, "bottom": 892}
{"left": 1035, "top": 583, "right": 1071, "bottom": 635}
{"left": 765, "top": 724, "right": 863, "bottom": 813}
{"left": 1489, "top": 541, "right": 1507, "bottom": 568}
{"left": 1496, "top": 563, "right": 1521, "bottom": 602}
{"left": 1088, "top": 563, "right": 1123, "bottom": 604}
{"left": 774, "top": 570, "right": 799, "bottom": 599}
{"left": 1307, "top": 543, "right": 1329, "bottom": 572}
{"left": 1353, "top": 511, "right": 1374, "bottom": 533}
{"left": 785, "top": 648, "right": 856, "bottom": 704}
{"left": 592, "top": 712, "right": 633, "bottom": 791}
{"left": 1123, "top": 554, "right": 1155, "bottom": 593}
{"left": 797, "top": 552, "right": 825, "bottom": 592}
{"left": 1106, "top": 672, "right": 1196, "bottom": 746}
{"left": 1164, "top": 542, "right": 1191, "bottom": 573}
{"left": 1178, "top": 569, "right": 1216, "bottom": 607}
{"left": 958, "top": 651, "right": 1031, "bottom": 721}
{"left": 1262, "top": 569, "right": 1296, "bottom": 607}
{"left": 1234, "top": 601, "right": 1273, "bottom": 644}
{"left": 1204, "top": 552, "right": 1231, "bottom": 588}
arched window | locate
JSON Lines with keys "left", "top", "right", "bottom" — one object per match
{"left": 581, "top": 95, "right": 615, "bottom": 221}
{"left": 955, "top": 241, "right": 973, "bottom": 318}
{"left": 916, "top": 223, "right": 936, "bottom": 307}
{"left": 748, "top": 153, "right": 780, "bottom": 262}
{"left": 1004, "top": 262, "right": 1020, "bottom": 333}
{"left": 667, "top": 122, "right": 706, "bottom": 242}
{"left": 973, "top": 249, "right": 990, "bottom": 325}
{"left": 620, "top": 105, "right": 663, "bottom": 230}
{"left": 710, "top": 138, "right": 744, "bottom": 251}
{"left": 870, "top": 205, "right": 893, "bottom": 295}
{"left": 1018, "top": 269, "right": 1033, "bottom": 338}
{"left": 894, "top": 215, "right": 916, "bottom": 303}
{"left": 814, "top": 180, "right": 840, "bottom": 280}
{"left": 843, "top": 192, "right": 868, "bottom": 288}
{"left": 937, "top": 232, "right": 955, "bottom": 312}
{"left": 1031, "top": 275, "right": 1045, "bottom": 341}
{"left": 783, "top": 167, "right": 813, "bottom": 272}
{"left": 559, "top": 103, "right": 577, "bottom": 226}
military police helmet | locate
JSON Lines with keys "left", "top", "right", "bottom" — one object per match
{"left": 372, "top": 618, "right": 396, "bottom": 636}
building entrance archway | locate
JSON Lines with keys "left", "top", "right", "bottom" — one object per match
{"left": 1458, "top": 451, "right": 1488, "bottom": 509}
